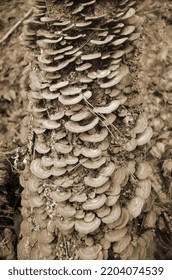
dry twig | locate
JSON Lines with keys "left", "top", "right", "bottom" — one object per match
{"left": 0, "top": 8, "right": 33, "bottom": 45}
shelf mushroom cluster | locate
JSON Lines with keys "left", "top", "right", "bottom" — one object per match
{"left": 18, "top": 0, "right": 155, "bottom": 260}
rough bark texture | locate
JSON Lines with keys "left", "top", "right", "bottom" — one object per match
{"left": 18, "top": 0, "right": 156, "bottom": 260}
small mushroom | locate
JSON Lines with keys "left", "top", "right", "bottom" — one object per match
{"left": 90, "top": 35, "right": 114, "bottom": 45}
{"left": 76, "top": 21, "right": 92, "bottom": 27}
{"left": 123, "top": 138, "right": 137, "bottom": 152}
{"left": 120, "top": 7, "right": 135, "bottom": 20}
{"left": 70, "top": 193, "right": 87, "bottom": 203}
{"left": 81, "top": 53, "right": 101, "bottom": 60}
{"left": 20, "top": 220, "right": 34, "bottom": 236}
{"left": 65, "top": 34, "right": 86, "bottom": 40}
{"left": 41, "top": 57, "right": 75, "bottom": 72}
{"left": 127, "top": 196, "right": 145, "bottom": 218}
{"left": 112, "top": 207, "right": 130, "bottom": 230}
{"left": 34, "top": 138, "right": 50, "bottom": 154}
{"left": 55, "top": 217, "right": 75, "bottom": 234}
{"left": 71, "top": 109, "right": 92, "bottom": 121}
{"left": 76, "top": 63, "right": 92, "bottom": 71}
{"left": 96, "top": 205, "right": 111, "bottom": 218}
{"left": 58, "top": 94, "right": 83, "bottom": 105}
{"left": 95, "top": 181, "right": 111, "bottom": 194}
{"left": 49, "top": 81, "right": 69, "bottom": 91}
{"left": 79, "top": 146, "right": 102, "bottom": 158}
{"left": 65, "top": 117, "right": 99, "bottom": 133}
{"left": 132, "top": 113, "right": 148, "bottom": 134}
{"left": 60, "top": 86, "right": 81, "bottom": 96}
{"left": 41, "top": 119, "right": 61, "bottom": 130}
{"left": 81, "top": 157, "right": 106, "bottom": 169}
{"left": 78, "top": 244, "right": 102, "bottom": 260}
{"left": 100, "top": 76, "right": 123, "bottom": 89}
{"left": 75, "top": 216, "right": 101, "bottom": 234}
{"left": 26, "top": 175, "right": 42, "bottom": 193}
{"left": 37, "top": 229, "right": 55, "bottom": 244}
{"left": 112, "top": 37, "right": 128, "bottom": 46}
{"left": 135, "top": 161, "right": 152, "bottom": 180}
{"left": 52, "top": 20, "right": 70, "bottom": 26}
{"left": 136, "top": 127, "right": 153, "bottom": 146}
{"left": 56, "top": 203, "right": 76, "bottom": 217}
{"left": 41, "top": 89, "right": 60, "bottom": 100}
{"left": 112, "top": 234, "right": 131, "bottom": 254}
{"left": 53, "top": 131, "right": 66, "bottom": 140}
{"left": 120, "top": 243, "right": 134, "bottom": 260}
{"left": 75, "top": 209, "right": 85, "bottom": 219}
{"left": 129, "top": 32, "right": 140, "bottom": 41}
{"left": 82, "top": 194, "right": 107, "bottom": 211}
{"left": 65, "top": 47, "right": 80, "bottom": 55}
{"left": 135, "top": 179, "right": 151, "bottom": 200}
{"left": 102, "top": 203, "right": 121, "bottom": 224}
{"left": 49, "top": 111, "right": 65, "bottom": 121}
{"left": 96, "top": 69, "right": 111, "bottom": 79}
{"left": 30, "top": 194, "right": 45, "bottom": 208}
{"left": 121, "top": 25, "right": 135, "bottom": 36}
{"left": 55, "top": 142, "right": 73, "bottom": 154}
{"left": 105, "top": 226, "right": 128, "bottom": 242}
{"left": 79, "top": 127, "right": 108, "bottom": 143}
{"left": 84, "top": 175, "right": 109, "bottom": 188}
{"left": 51, "top": 167, "right": 66, "bottom": 176}
{"left": 79, "top": 76, "right": 93, "bottom": 83}
{"left": 36, "top": 37, "right": 63, "bottom": 48}
{"left": 111, "top": 167, "right": 126, "bottom": 185}
{"left": 30, "top": 159, "right": 52, "bottom": 179}
{"left": 100, "top": 162, "right": 116, "bottom": 177}
{"left": 111, "top": 50, "right": 125, "bottom": 59}
{"left": 51, "top": 190, "right": 71, "bottom": 202}
{"left": 17, "top": 237, "right": 30, "bottom": 259}
{"left": 105, "top": 195, "right": 119, "bottom": 207}
{"left": 94, "top": 99, "right": 121, "bottom": 113}
{"left": 106, "top": 182, "right": 121, "bottom": 196}
{"left": 100, "top": 239, "right": 111, "bottom": 251}
{"left": 38, "top": 243, "right": 54, "bottom": 258}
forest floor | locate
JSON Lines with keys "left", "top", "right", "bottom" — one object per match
{"left": 0, "top": 0, "right": 171, "bottom": 259}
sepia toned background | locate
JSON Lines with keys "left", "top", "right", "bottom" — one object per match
{"left": 0, "top": 0, "right": 171, "bottom": 260}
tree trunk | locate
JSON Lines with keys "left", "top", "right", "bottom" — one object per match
{"left": 18, "top": 0, "right": 155, "bottom": 260}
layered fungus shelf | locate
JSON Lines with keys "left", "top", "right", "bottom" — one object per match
{"left": 18, "top": 0, "right": 155, "bottom": 260}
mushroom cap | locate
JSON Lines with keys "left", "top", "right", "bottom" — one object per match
{"left": 135, "top": 161, "right": 152, "bottom": 180}
{"left": 127, "top": 196, "right": 145, "bottom": 218}
{"left": 81, "top": 157, "right": 106, "bottom": 169}
{"left": 26, "top": 175, "right": 42, "bottom": 193}
{"left": 30, "top": 159, "right": 52, "bottom": 179}
{"left": 37, "top": 229, "right": 54, "bottom": 244}
{"left": 84, "top": 175, "right": 109, "bottom": 188}
{"left": 113, "top": 207, "right": 131, "bottom": 230}
{"left": 79, "top": 128, "right": 108, "bottom": 142}
{"left": 56, "top": 203, "right": 76, "bottom": 217}
{"left": 82, "top": 194, "right": 107, "bottom": 211}
{"left": 102, "top": 203, "right": 121, "bottom": 224}
{"left": 132, "top": 113, "right": 148, "bottom": 134}
{"left": 30, "top": 194, "right": 45, "bottom": 208}
{"left": 135, "top": 179, "right": 152, "bottom": 200}
{"left": 51, "top": 190, "right": 71, "bottom": 203}
{"left": 112, "top": 234, "right": 131, "bottom": 254}
{"left": 136, "top": 127, "right": 153, "bottom": 146}
{"left": 78, "top": 244, "right": 102, "bottom": 260}
{"left": 96, "top": 205, "right": 111, "bottom": 218}
{"left": 55, "top": 217, "right": 75, "bottom": 233}
{"left": 65, "top": 117, "right": 99, "bottom": 133}
{"left": 75, "top": 217, "right": 101, "bottom": 234}
{"left": 105, "top": 226, "right": 128, "bottom": 242}
{"left": 49, "top": 81, "right": 69, "bottom": 91}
